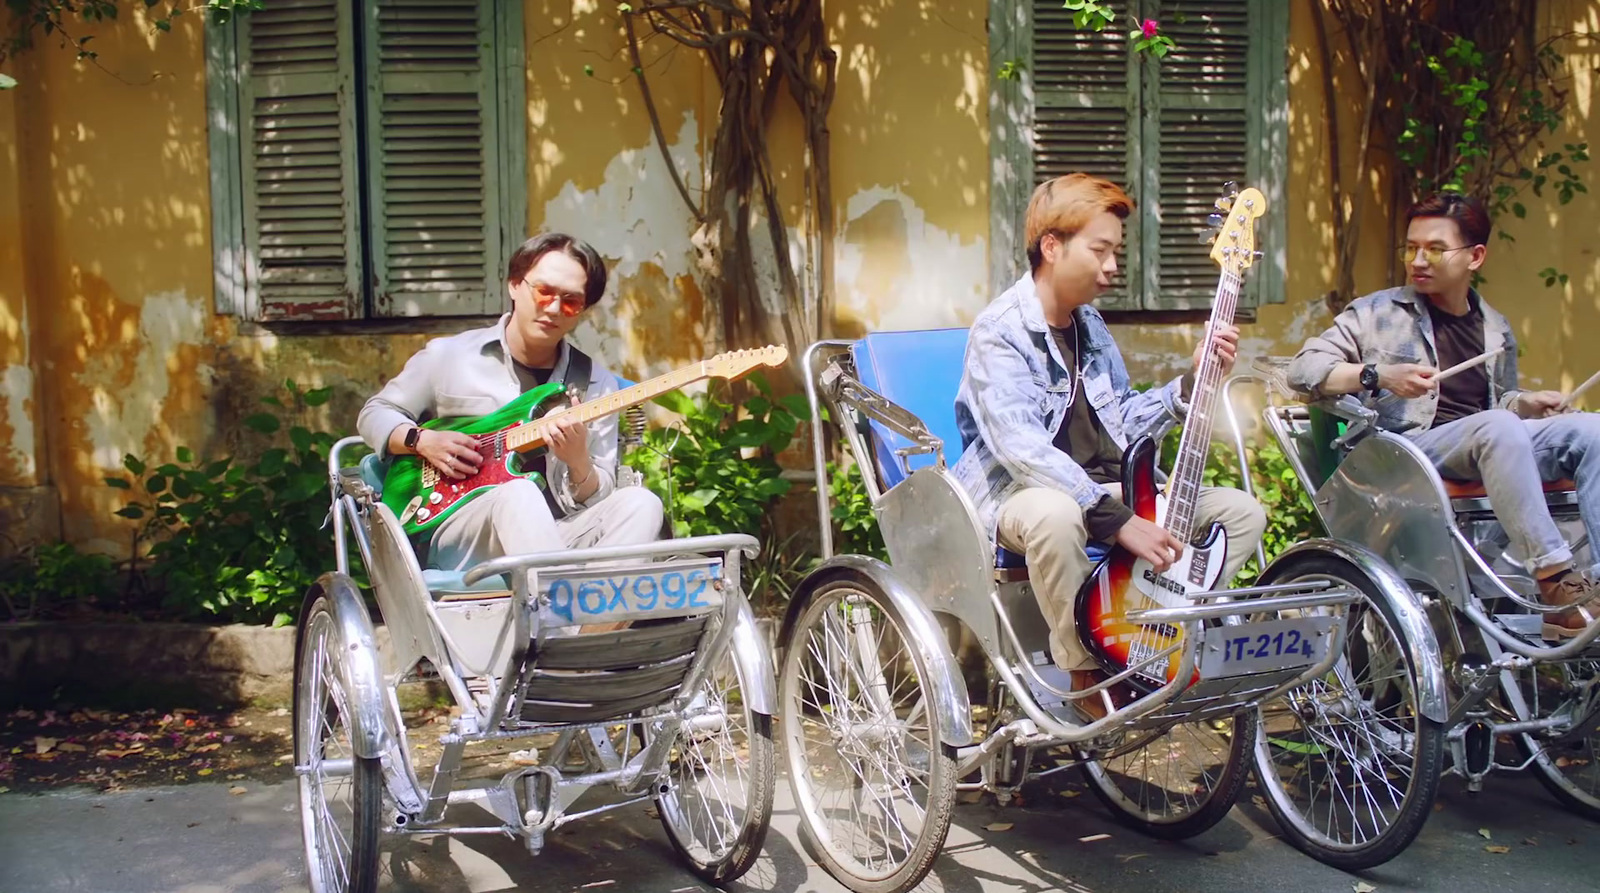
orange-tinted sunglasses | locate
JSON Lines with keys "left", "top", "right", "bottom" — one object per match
{"left": 522, "top": 279, "right": 587, "bottom": 317}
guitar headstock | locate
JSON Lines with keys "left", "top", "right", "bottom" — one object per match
{"left": 1205, "top": 181, "right": 1268, "bottom": 276}
{"left": 704, "top": 344, "right": 790, "bottom": 380}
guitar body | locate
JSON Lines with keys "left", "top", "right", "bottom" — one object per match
{"left": 1074, "top": 436, "right": 1229, "bottom": 690}
{"left": 380, "top": 382, "right": 567, "bottom": 535}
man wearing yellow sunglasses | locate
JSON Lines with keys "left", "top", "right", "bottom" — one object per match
{"left": 358, "top": 232, "right": 664, "bottom": 575}
{"left": 1290, "top": 192, "right": 1600, "bottom": 640}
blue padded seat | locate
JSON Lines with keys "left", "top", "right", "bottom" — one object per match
{"left": 848, "top": 329, "right": 1110, "bottom": 567}
{"left": 850, "top": 328, "right": 971, "bottom": 490}
{"left": 354, "top": 454, "right": 509, "bottom": 595}
{"left": 422, "top": 568, "right": 512, "bottom": 595}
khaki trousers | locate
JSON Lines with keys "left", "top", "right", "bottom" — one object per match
{"left": 996, "top": 485, "right": 1267, "bottom": 671}
{"left": 429, "top": 478, "right": 665, "bottom": 572}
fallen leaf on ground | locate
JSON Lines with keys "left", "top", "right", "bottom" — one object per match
{"left": 1079, "top": 833, "right": 1110, "bottom": 843}
{"left": 56, "top": 742, "right": 86, "bottom": 753}
{"left": 229, "top": 786, "right": 247, "bottom": 796}
{"left": 984, "top": 822, "right": 1014, "bottom": 832}
{"left": 1353, "top": 882, "right": 1376, "bottom": 893}
{"left": 196, "top": 768, "right": 212, "bottom": 777}
{"left": 1477, "top": 827, "right": 1492, "bottom": 840}
{"left": 0, "top": 786, "right": 9, "bottom": 794}
{"left": 1485, "top": 845, "right": 1510, "bottom": 854}
{"left": 1522, "top": 837, "right": 1538, "bottom": 846}
{"left": 1058, "top": 789, "right": 1081, "bottom": 799}
{"left": 33, "top": 737, "right": 57, "bottom": 755}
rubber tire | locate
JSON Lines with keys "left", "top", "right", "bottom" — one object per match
{"left": 1084, "top": 709, "right": 1255, "bottom": 840}
{"left": 779, "top": 573, "right": 958, "bottom": 893}
{"left": 656, "top": 646, "right": 777, "bottom": 884}
{"left": 1249, "top": 552, "right": 1445, "bottom": 871}
{"left": 295, "top": 592, "right": 384, "bottom": 893}
{"left": 1512, "top": 663, "right": 1600, "bottom": 822}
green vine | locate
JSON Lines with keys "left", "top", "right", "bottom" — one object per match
{"left": 0, "top": 0, "right": 262, "bottom": 86}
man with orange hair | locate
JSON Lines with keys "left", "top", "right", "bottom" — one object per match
{"left": 952, "top": 173, "right": 1266, "bottom": 714}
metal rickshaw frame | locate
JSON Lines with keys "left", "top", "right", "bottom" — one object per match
{"left": 1223, "top": 365, "right": 1600, "bottom": 867}
{"left": 291, "top": 436, "right": 778, "bottom": 893}
{"left": 772, "top": 334, "right": 1432, "bottom": 893}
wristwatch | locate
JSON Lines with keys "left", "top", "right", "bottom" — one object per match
{"left": 403, "top": 426, "right": 423, "bottom": 451}
{"left": 1359, "top": 363, "right": 1381, "bottom": 395}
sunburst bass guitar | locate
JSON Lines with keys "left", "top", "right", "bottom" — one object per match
{"left": 380, "top": 345, "right": 789, "bottom": 536}
{"left": 1074, "top": 183, "right": 1268, "bottom": 689}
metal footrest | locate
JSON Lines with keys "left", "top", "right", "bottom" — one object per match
{"left": 1126, "top": 670, "right": 1310, "bottom": 732}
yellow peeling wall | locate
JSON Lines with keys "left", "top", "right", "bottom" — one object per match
{"left": 1, "top": 0, "right": 1597, "bottom": 556}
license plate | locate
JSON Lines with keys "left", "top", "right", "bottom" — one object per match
{"left": 537, "top": 559, "right": 724, "bottom": 627}
{"left": 1198, "top": 616, "right": 1338, "bottom": 679}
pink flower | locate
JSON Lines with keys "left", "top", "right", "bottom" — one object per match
{"left": 1141, "top": 18, "right": 1160, "bottom": 39}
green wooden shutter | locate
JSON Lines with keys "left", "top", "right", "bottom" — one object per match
{"left": 1141, "top": 0, "right": 1254, "bottom": 311}
{"left": 364, "top": 0, "right": 503, "bottom": 317}
{"left": 1030, "top": 0, "right": 1142, "bottom": 311}
{"left": 238, "top": 0, "right": 363, "bottom": 321}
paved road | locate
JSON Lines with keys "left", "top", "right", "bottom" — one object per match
{"left": 2, "top": 767, "right": 1596, "bottom": 893}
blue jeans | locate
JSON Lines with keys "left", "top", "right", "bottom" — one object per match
{"left": 1411, "top": 409, "right": 1600, "bottom": 576}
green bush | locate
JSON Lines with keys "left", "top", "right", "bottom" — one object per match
{"left": 108, "top": 381, "right": 340, "bottom": 627}
{"left": 1159, "top": 426, "right": 1320, "bottom": 584}
{"left": 0, "top": 542, "right": 116, "bottom": 622}
{"left": 827, "top": 460, "right": 887, "bottom": 561}
{"left": 626, "top": 375, "right": 806, "bottom": 539}
{"left": 626, "top": 375, "right": 814, "bottom": 610}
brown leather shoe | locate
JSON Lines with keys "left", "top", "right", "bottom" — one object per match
{"left": 1070, "top": 669, "right": 1118, "bottom": 722}
{"left": 1539, "top": 571, "right": 1600, "bottom": 642}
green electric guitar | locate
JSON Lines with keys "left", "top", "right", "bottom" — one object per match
{"left": 380, "top": 345, "right": 789, "bottom": 535}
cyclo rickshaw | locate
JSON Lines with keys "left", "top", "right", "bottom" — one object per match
{"left": 775, "top": 311, "right": 1437, "bottom": 890}
{"left": 1221, "top": 360, "right": 1600, "bottom": 869}
{"left": 291, "top": 435, "right": 776, "bottom": 892}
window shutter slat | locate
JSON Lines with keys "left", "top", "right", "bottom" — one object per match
{"left": 1030, "top": 0, "right": 1141, "bottom": 311}
{"left": 1145, "top": 0, "right": 1253, "bottom": 311}
{"left": 365, "top": 0, "right": 503, "bottom": 317}
{"left": 238, "top": 0, "right": 362, "bottom": 321}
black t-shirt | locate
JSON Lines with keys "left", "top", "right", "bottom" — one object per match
{"left": 1427, "top": 295, "right": 1489, "bottom": 428}
{"left": 1048, "top": 324, "right": 1134, "bottom": 542}
{"left": 512, "top": 362, "right": 554, "bottom": 393}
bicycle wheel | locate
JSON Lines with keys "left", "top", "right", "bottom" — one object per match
{"left": 1512, "top": 656, "right": 1600, "bottom": 821}
{"left": 779, "top": 574, "right": 957, "bottom": 893}
{"left": 657, "top": 640, "right": 777, "bottom": 883}
{"left": 295, "top": 592, "right": 384, "bottom": 893}
{"left": 1250, "top": 552, "right": 1444, "bottom": 870}
{"left": 1084, "top": 709, "right": 1254, "bottom": 839}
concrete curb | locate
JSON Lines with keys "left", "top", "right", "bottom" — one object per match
{"left": 0, "top": 622, "right": 296, "bottom": 708}
{"left": 3, "top": 615, "right": 785, "bottom": 710}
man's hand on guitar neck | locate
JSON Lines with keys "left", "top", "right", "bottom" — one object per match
{"left": 1191, "top": 323, "right": 1242, "bottom": 377}
{"left": 546, "top": 396, "right": 599, "bottom": 502}
{"left": 1113, "top": 515, "right": 1185, "bottom": 574}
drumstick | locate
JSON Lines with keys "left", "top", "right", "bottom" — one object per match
{"left": 1371, "top": 346, "right": 1503, "bottom": 409}
{"left": 1431, "top": 346, "right": 1505, "bottom": 385}
{"left": 1560, "top": 369, "right": 1600, "bottom": 410}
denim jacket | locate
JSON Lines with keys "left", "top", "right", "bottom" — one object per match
{"left": 1287, "top": 285, "right": 1521, "bottom": 437}
{"left": 952, "top": 275, "right": 1190, "bottom": 540}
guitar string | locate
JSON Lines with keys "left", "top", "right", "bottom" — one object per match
{"left": 1127, "top": 254, "right": 1243, "bottom": 679}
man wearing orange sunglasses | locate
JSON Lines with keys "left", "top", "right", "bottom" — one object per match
{"left": 358, "top": 232, "right": 664, "bottom": 576}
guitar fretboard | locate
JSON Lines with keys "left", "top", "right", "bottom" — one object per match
{"left": 1165, "top": 266, "right": 1244, "bottom": 543}
{"left": 503, "top": 361, "right": 709, "bottom": 452}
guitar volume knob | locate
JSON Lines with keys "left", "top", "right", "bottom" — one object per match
{"left": 428, "top": 492, "right": 444, "bottom": 505}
